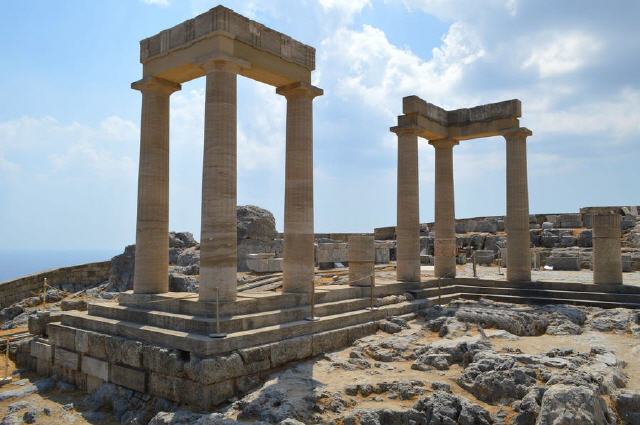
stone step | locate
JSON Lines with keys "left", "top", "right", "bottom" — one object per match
{"left": 445, "top": 278, "right": 640, "bottom": 294}
{"left": 116, "top": 281, "right": 419, "bottom": 318}
{"left": 60, "top": 299, "right": 428, "bottom": 357}
{"left": 410, "top": 284, "right": 640, "bottom": 305}
{"left": 87, "top": 296, "right": 374, "bottom": 335}
{"left": 447, "top": 292, "right": 640, "bottom": 309}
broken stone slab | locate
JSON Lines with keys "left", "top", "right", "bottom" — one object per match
{"left": 474, "top": 250, "right": 495, "bottom": 265}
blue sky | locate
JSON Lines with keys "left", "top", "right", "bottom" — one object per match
{"left": 1, "top": 0, "right": 639, "bottom": 251}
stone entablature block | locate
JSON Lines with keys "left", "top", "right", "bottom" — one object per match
{"left": 140, "top": 5, "right": 315, "bottom": 71}
{"left": 402, "top": 96, "right": 521, "bottom": 126}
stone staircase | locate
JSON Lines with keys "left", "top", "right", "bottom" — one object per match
{"left": 51, "top": 278, "right": 640, "bottom": 357}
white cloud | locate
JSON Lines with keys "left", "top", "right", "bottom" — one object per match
{"left": 529, "top": 88, "right": 640, "bottom": 141}
{"left": 318, "top": 0, "right": 371, "bottom": 22}
{"left": 320, "top": 22, "right": 485, "bottom": 118}
{"left": 0, "top": 115, "right": 138, "bottom": 180}
{"left": 523, "top": 32, "right": 602, "bottom": 78}
{"left": 141, "top": 0, "right": 170, "bottom": 7}
{"left": 168, "top": 81, "right": 285, "bottom": 171}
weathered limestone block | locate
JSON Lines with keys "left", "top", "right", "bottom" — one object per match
{"left": 374, "top": 242, "right": 391, "bottom": 264}
{"left": 142, "top": 345, "right": 186, "bottom": 377}
{"left": 270, "top": 335, "right": 312, "bottom": 367}
{"left": 316, "top": 243, "right": 348, "bottom": 265}
{"left": 238, "top": 345, "right": 272, "bottom": 375}
{"left": 235, "top": 373, "right": 262, "bottom": 394}
{"left": 622, "top": 254, "right": 633, "bottom": 272}
{"left": 474, "top": 250, "right": 495, "bottom": 265}
{"left": 185, "top": 352, "right": 245, "bottom": 385}
{"left": 54, "top": 347, "right": 79, "bottom": 370}
{"left": 560, "top": 235, "right": 577, "bottom": 247}
{"left": 30, "top": 340, "right": 53, "bottom": 361}
{"left": 547, "top": 256, "right": 581, "bottom": 271}
{"left": 75, "top": 330, "right": 107, "bottom": 359}
{"left": 106, "top": 337, "right": 143, "bottom": 368}
{"left": 28, "top": 311, "right": 61, "bottom": 336}
{"left": 374, "top": 226, "right": 395, "bottom": 240}
{"left": 110, "top": 364, "right": 145, "bottom": 393}
{"left": 348, "top": 235, "right": 375, "bottom": 287}
{"left": 81, "top": 356, "right": 109, "bottom": 381}
{"left": 559, "top": 214, "right": 582, "bottom": 228}
{"left": 48, "top": 324, "right": 76, "bottom": 351}
{"left": 476, "top": 219, "right": 498, "bottom": 233}
{"left": 578, "top": 230, "right": 593, "bottom": 248}
{"left": 312, "top": 328, "right": 349, "bottom": 356}
{"left": 347, "top": 322, "right": 379, "bottom": 343}
{"left": 245, "top": 253, "right": 283, "bottom": 273}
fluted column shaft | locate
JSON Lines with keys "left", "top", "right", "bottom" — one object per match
{"left": 504, "top": 128, "right": 532, "bottom": 282}
{"left": 394, "top": 129, "right": 421, "bottom": 282}
{"left": 131, "top": 77, "right": 180, "bottom": 294}
{"left": 199, "top": 61, "right": 240, "bottom": 302}
{"left": 593, "top": 212, "right": 622, "bottom": 284}
{"left": 430, "top": 139, "right": 458, "bottom": 278}
{"left": 277, "top": 82, "right": 323, "bottom": 294}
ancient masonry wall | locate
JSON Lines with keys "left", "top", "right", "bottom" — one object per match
{"left": 13, "top": 320, "right": 380, "bottom": 410}
{"left": 0, "top": 261, "right": 111, "bottom": 308}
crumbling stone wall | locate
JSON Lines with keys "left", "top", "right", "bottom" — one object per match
{"left": 0, "top": 261, "right": 111, "bottom": 309}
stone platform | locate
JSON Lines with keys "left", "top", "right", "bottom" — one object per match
{"left": 16, "top": 275, "right": 640, "bottom": 410}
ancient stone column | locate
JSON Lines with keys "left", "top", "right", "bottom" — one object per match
{"left": 276, "top": 82, "right": 323, "bottom": 294}
{"left": 592, "top": 210, "right": 623, "bottom": 284}
{"left": 429, "top": 139, "right": 459, "bottom": 278}
{"left": 393, "top": 128, "right": 421, "bottom": 282}
{"left": 348, "top": 234, "right": 375, "bottom": 287}
{"left": 504, "top": 128, "right": 532, "bottom": 282}
{"left": 131, "top": 76, "right": 181, "bottom": 294}
{"left": 199, "top": 60, "right": 242, "bottom": 302}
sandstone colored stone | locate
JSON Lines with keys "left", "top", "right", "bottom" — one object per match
{"left": 49, "top": 324, "right": 76, "bottom": 351}
{"left": 185, "top": 352, "right": 245, "bottom": 385}
{"left": 106, "top": 336, "right": 143, "bottom": 368}
{"left": 142, "top": 345, "right": 185, "bottom": 377}
{"left": 110, "top": 364, "right": 145, "bottom": 393}
{"left": 312, "top": 328, "right": 349, "bottom": 356}
{"left": 54, "top": 347, "right": 79, "bottom": 370}
{"left": 30, "top": 341, "right": 52, "bottom": 361}
{"left": 270, "top": 335, "right": 312, "bottom": 367}
{"left": 238, "top": 345, "right": 272, "bottom": 375}
{"left": 81, "top": 356, "right": 109, "bottom": 381}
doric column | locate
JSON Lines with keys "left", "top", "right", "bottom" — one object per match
{"left": 131, "top": 76, "right": 181, "bottom": 294}
{"left": 393, "top": 127, "right": 421, "bottom": 282}
{"left": 199, "top": 59, "right": 243, "bottom": 302}
{"left": 276, "top": 82, "right": 323, "bottom": 294}
{"left": 592, "top": 210, "right": 622, "bottom": 284}
{"left": 504, "top": 128, "right": 532, "bottom": 282}
{"left": 429, "top": 139, "right": 459, "bottom": 278}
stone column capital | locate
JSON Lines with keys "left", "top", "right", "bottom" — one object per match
{"left": 197, "top": 54, "right": 250, "bottom": 74}
{"left": 276, "top": 81, "right": 323, "bottom": 99}
{"left": 131, "top": 76, "right": 181, "bottom": 95}
{"left": 429, "top": 138, "right": 459, "bottom": 149}
{"left": 502, "top": 127, "right": 532, "bottom": 141}
{"left": 390, "top": 126, "right": 420, "bottom": 136}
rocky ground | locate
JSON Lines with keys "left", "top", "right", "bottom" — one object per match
{"left": 1, "top": 299, "right": 639, "bottom": 424}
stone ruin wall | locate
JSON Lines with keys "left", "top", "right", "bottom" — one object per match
{"left": 0, "top": 262, "right": 111, "bottom": 309}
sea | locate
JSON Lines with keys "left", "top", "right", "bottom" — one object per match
{"left": 0, "top": 249, "right": 121, "bottom": 282}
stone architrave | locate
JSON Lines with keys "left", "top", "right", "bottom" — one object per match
{"left": 592, "top": 209, "right": 623, "bottom": 284}
{"left": 277, "top": 82, "right": 323, "bottom": 294}
{"left": 504, "top": 128, "right": 532, "bottom": 282}
{"left": 429, "top": 139, "right": 459, "bottom": 278}
{"left": 393, "top": 128, "right": 421, "bottom": 282}
{"left": 131, "top": 77, "right": 181, "bottom": 294}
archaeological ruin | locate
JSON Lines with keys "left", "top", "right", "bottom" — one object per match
{"left": 3, "top": 5, "right": 640, "bottom": 425}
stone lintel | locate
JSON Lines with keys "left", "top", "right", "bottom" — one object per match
{"left": 276, "top": 81, "right": 323, "bottom": 99}
{"left": 447, "top": 118, "right": 521, "bottom": 141}
{"left": 581, "top": 206, "right": 621, "bottom": 215}
{"left": 403, "top": 96, "right": 521, "bottom": 124}
{"left": 197, "top": 54, "right": 251, "bottom": 74}
{"left": 131, "top": 76, "right": 181, "bottom": 94}
{"left": 139, "top": 6, "right": 314, "bottom": 87}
